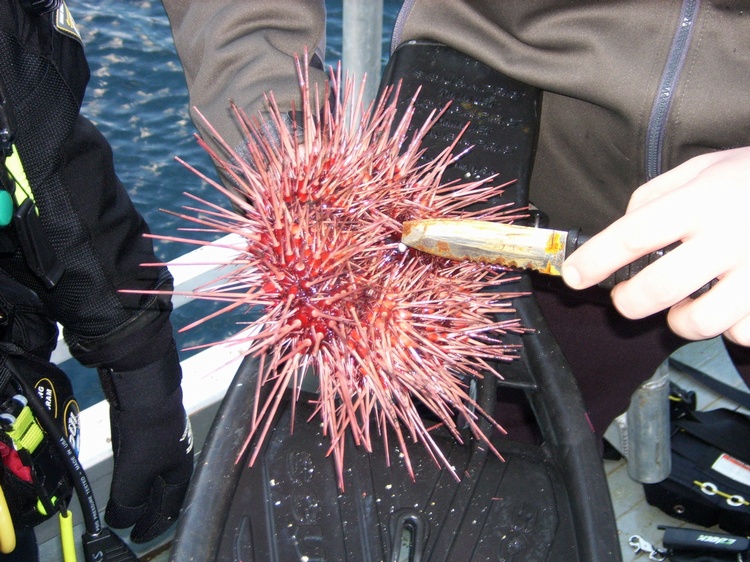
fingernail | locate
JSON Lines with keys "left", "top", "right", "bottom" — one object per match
{"left": 562, "top": 264, "right": 582, "bottom": 288}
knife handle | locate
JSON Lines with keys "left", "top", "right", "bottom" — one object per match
{"left": 565, "top": 229, "right": 717, "bottom": 297}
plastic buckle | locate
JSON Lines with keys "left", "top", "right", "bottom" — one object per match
{"left": 0, "top": 78, "right": 16, "bottom": 159}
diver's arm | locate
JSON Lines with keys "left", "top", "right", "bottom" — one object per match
{"left": 162, "top": 0, "right": 328, "bottom": 151}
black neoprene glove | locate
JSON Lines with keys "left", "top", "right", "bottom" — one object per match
{"left": 98, "top": 342, "right": 193, "bottom": 543}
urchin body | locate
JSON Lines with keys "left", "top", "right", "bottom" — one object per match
{"left": 154, "top": 58, "right": 527, "bottom": 488}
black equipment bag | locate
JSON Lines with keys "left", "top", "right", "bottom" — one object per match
{"left": 644, "top": 407, "right": 750, "bottom": 536}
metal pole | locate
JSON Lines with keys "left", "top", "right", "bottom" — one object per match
{"left": 342, "top": 0, "right": 383, "bottom": 109}
{"left": 626, "top": 363, "right": 672, "bottom": 484}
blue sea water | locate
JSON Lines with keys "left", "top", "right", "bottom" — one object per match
{"left": 66, "top": 0, "right": 402, "bottom": 407}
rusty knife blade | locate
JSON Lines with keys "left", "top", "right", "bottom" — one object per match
{"left": 401, "top": 218, "right": 572, "bottom": 276}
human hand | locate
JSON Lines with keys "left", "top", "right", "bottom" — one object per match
{"left": 562, "top": 147, "right": 750, "bottom": 346}
{"left": 100, "top": 347, "right": 194, "bottom": 543}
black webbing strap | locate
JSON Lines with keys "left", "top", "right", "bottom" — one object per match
{"left": 669, "top": 355, "right": 750, "bottom": 411}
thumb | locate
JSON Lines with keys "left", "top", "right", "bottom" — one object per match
{"left": 129, "top": 463, "right": 193, "bottom": 543}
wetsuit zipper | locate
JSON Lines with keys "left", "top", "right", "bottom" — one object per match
{"left": 391, "top": 0, "right": 700, "bottom": 181}
{"left": 644, "top": 0, "right": 700, "bottom": 181}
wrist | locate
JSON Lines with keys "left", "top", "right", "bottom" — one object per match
{"left": 97, "top": 342, "right": 181, "bottom": 411}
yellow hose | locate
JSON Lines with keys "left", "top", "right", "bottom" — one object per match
{"left": 0, "top": 485, "right": 16, "bottom": 554}
{"left": 59, "top": 509, "right": 77, "bottom": 562}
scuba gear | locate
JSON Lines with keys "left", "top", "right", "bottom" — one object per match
{"left": 644, "top": 405, "right": 750, "bottom": 536}
{"left": 0, "top": 271, "right": 58, "bottom": 361}
{"left": 0, "top": 0, "right": 170, "bottom": 341}
{"left": 1, "top": 347, "right": 138, "bottom": 562}
{"left": 0, "top": 348, "right": 79, "bottom": 531}
{"left": 630, "top": 527, "right": 750, "bottom": 562}
{"left": 0, "top": 75, "right": 65, "bottom": 289}
{"left": 1, "top": 1, "right": 192, "bottom": 551}
{"left": 661, "top": 526, "right": 750, "bottom": 562}
{"left": 0, "top": 277, "right": 77, "bottom": 535}
{"left": 0, "top": 270, "right": 137, "bottom": 561}
{"left": 0, "top": 74, "right": 15, "bottom": 230}
{"left": 0, "top": 78, "right": 16, "bottom": 231}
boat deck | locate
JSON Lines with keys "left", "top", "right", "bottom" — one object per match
{"left": 144, "top": 338, "right": 747, "bottom": 562}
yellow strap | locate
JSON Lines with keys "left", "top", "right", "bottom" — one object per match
{"left": 5, "top": 145, "right": 36, "bottom": 210}
{"left": 59, "top": 510, "right": 77, "bottom": 562}
{"left": 0, "top": 486, "right": 16, "bottom": 555}
{"left": 8, "top": 406, "right": 45, "bottom": 453}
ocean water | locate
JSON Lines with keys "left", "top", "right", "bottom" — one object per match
{"left": 66, "top": 0, "right": 402, "bottom": 407}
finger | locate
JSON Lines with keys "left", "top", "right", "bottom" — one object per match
{"left": 725, "top": 314, "right": 750, "bottom": 347}
{"left": 608, "top": 234, "right": 731, "bottom": 319}
{"left": 105, "top": 494, "right": 146, "bottom": 531}
{"left": 563, "top": 195, "right": 695, "bottom": 290}
{"left": 562, "top": 158, "right": 736, "bottom": 292}
{"left": 665, "top": 264, "right": 750, "bottom": 341}
{"left": 626, "top": 151, "right": 724, "bottom": 213}
{"left": 130, "top": 474, "right": 191, "bottom": 543}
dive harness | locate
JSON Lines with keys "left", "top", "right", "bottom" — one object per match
{"left": 0, "top": 74, "right": 64, "bottom": 289}
{"left": 0, "top": 345, "right": 138, "bottom": 561}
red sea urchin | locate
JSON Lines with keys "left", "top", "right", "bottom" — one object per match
{"left": 156, "top": 57, "right": 528, "bottom": 488}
